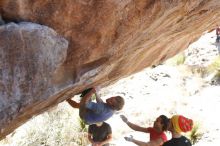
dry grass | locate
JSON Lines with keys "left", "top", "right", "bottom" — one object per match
{"left": 0, "top": 102, "right": 89, "bottom": 146}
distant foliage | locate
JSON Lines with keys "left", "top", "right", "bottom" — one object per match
{"left": 207, "top": 56, "right": 220, "bottom": 73}
{"left": 166, "top": 53, "right": 185, "bottom": 66}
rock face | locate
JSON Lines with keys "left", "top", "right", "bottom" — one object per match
{"left": 0, "top": 0, "right": 220, "bottom": 139}
{"left": 0, "top": 22, "right": 68, "bottom": 139}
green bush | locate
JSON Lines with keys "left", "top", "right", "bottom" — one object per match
{"left": 78, "top": 118, "right": 88, "bottom": 132}
{"left": 187, "top": 123, "right": 203, "bottom": 145}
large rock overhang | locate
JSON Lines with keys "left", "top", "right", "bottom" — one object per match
{"left": 0, "top": 0, "right": 220, "bottom": 139}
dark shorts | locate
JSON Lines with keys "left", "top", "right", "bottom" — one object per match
{"left": 79, "top": 88, "right": 93, "bottom": 123}
{"left": 79, "top": 100, "right": 93, "bottom": 125}
{"left": 217, "top": 35, "right": 220, "bottom": 42}
{"left": 79, "top": 102, "right": 88, "bottom": 123}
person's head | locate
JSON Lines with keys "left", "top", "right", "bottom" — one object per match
{"left": 106, "top": 96, "right": 125, "bottom": 111}
{"left": 168, "top": 115, "right": 193, "bottom": 133}
{"left": 153, "top": 115, "right": 169, "bottom": 132}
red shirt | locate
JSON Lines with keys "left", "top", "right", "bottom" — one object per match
{"left": 147, "top": 127, "right": 167, "bottom": 142}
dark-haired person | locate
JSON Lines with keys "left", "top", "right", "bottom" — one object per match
{"left": 88, "top": 122, "right": 112, "bottom": 146}
{"left": 163, "top": 115, "right": 193, "bottom": 146}
{"left": 67, "top": 88, "right": 125, "bottom": 125}
{"left": 121, "top": 115, "right": 169, "bottom": 146}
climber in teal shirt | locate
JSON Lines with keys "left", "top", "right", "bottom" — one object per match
{"left": 66, "top": 87, "right": 125, "bottom": 124}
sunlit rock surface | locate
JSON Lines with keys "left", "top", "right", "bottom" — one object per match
{"left": 0, "top": 0, "right": 220, "bottom": 139}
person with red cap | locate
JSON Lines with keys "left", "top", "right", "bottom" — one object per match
{"left": 163, "top": 115, "right": 193, "bottom": 146}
